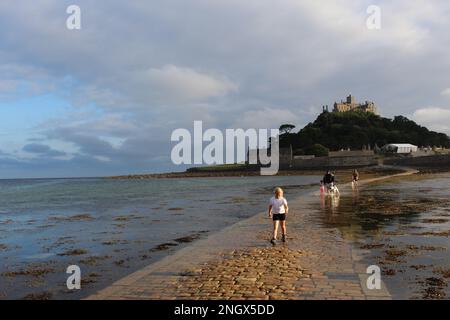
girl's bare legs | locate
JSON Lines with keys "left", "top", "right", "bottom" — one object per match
{"left": 273, "top": 220, "right": 279, "bottom": 239}
{"left": 280, "top": 220, "right": 287, "bottom": 236}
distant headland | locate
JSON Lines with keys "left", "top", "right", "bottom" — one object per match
{"left": 109, "top": 95, "right": 450, "bottom": 179}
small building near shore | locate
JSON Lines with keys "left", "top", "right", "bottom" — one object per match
{"left": 382, "top": 143, "right": 418, "bottom": 154}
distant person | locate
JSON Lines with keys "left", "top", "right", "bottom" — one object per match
{"left": 268, "top": 187, "right": 289, "bottom": 244}
{"left": 352, "top": 169, "right": 359, "bottom": 188}
{"left": 320, "top": 180, "right": 325, "bottom": 194}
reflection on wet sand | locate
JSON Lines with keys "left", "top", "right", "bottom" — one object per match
{"left": 320, "top": 193, "right": 340, "bottom": 216}
{"left": 314, "top": 173, "right": 450, "bottom": 299}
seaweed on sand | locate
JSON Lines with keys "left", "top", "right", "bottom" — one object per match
{"left": 421, "top": 287, "right": 446, "bottom": 299}
{"left": 433, "top": 267, "right": 450, "bottom": 278}
{"left": 49, "top": 214, "right": 94, "bottom": 222}
{"left": 114, "top": 259, "right": 129, "bottom": 267}
{"left": 174, "top": 235, "right": 201, "bottom": 243}
{"left": 420, "top": 218, "right": 449, "bottom": 224}
{"left": 382, "top": 269, "right": 396, "bottom": 276}
{"left": 2, "top": 267, "right": 55, "bottom": 278}
{"left": 150, "top": 242, "right": 178, "bottom": 252}
{"left": 101, "top": 239, "right": 128, "bottom": 246}
{"left": 384, "top": 249, "right": 408, "bottom": 262}
{"left": 81, "top": 273, "right": 101, "bottom": 285}
{"left": 22, "top": 291, "right": 53, "bottom": 300}
{"left": 113, "top": 214, "right": 144, "bottom": 221}
{"left": 171, "top": 231, "right": 208, "bottom": 245}
{"left": 415, "top": 230, "right": 450, "bottom": 237}
{"left": 360, "top": 243, "right": 385, "bottom": 249}
{"left": 416, "top": 276, "right": 448, "bottom": 299}
{"left": 57, "top": 248, "right": 88, "bottom": 256}
{"left": 410, "top": 265, "right": 428, "bottom": 270}
{"left": 79, "top": 255, "right": 111, "bottom": 266}
{"left": 425, "top": 277, "right": 447, "bottom": 287}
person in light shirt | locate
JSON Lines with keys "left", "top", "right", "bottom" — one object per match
{"left": 268, "top": 187, "right": 289, "bottom": 244}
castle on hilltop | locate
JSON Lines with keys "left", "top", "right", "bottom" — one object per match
{"left": 323, "top": 94, "right": 378, "bottom": 114}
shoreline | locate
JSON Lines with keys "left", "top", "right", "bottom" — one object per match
{"left": 87, "top": 166, "right": 417, "bottom": 300}
{"left": 107, "top": 166, "right": 402, "bottom": 180}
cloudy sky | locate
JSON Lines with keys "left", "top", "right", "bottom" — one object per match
{"left": 1, "top": 0, "right": 450, "bottom": 178}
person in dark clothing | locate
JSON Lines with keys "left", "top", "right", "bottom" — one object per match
{"left": 323, "top": 170, "right": 334, "bottom": 185}
{"left": 323, "top": 170, "right": 336, "bottom": 193}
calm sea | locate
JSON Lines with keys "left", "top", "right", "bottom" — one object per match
{"left": 0, "top": 175, "right": 320, "bottom": 299}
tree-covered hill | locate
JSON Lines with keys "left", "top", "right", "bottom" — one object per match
{"left": 280, "top": 111, "right": 450, "bottom": 154}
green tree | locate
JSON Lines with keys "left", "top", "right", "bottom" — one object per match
{"left": 305, "top": 144, "right": 329, "bottom": 157}
{"left": 293, "top": 111, "right": 450, "bottom": 151}
{"left": 279, "top": 124, "right": 296, "bottom": 135}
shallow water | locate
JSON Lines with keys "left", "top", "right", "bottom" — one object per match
{"left": 0, "top": 175, "right": 319, "bottom": 299}
{"left": 314, "top": 173, "right": 450, "bottom": 299}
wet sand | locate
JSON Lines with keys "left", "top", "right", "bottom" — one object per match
{"left": 332, "top": 173, "right": 450, "bottom": 299}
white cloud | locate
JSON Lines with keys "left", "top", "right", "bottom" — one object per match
{"left": 232, "top": 107, "right": 301, "bottom": 130}
{"left": 441, "top": 88, "right": 450, "bottom": 98}
{"left": 411, "top": 107, "right": 450, "bottom": 134}
{"left": 136, "top": 65, "right": 237, "bottom": 104}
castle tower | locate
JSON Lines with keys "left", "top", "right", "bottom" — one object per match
{"left": 346, "top": 94, "right": 355, "bottom": 104}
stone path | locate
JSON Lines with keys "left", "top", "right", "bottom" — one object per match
{"left": 88, "top": 168, "right": 417, "bottom": 300}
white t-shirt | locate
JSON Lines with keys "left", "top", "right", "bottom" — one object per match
{"left": 269, "top": 196, "right": 288, "bottom": 214}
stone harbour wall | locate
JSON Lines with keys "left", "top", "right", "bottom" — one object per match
{"left": 383, "top": 154, "right": 450, "bottom": 167}
{"left": 281, "top": 155, "right": 378, "bottom": 170}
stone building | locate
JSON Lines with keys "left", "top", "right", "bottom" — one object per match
{"left": 333, "top": 95, "right": 377, "bottom": 114}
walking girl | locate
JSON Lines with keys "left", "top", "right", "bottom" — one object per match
{"left": 268, "top": 187, "right": 289, "bottom": 244}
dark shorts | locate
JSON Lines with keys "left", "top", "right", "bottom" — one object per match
{"left": 272, "top": 214, "right": 286, "bottom": 221}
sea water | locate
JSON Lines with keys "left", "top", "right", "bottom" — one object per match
{"left": 0, "top": 175, "right": 319, "bottom": 299}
